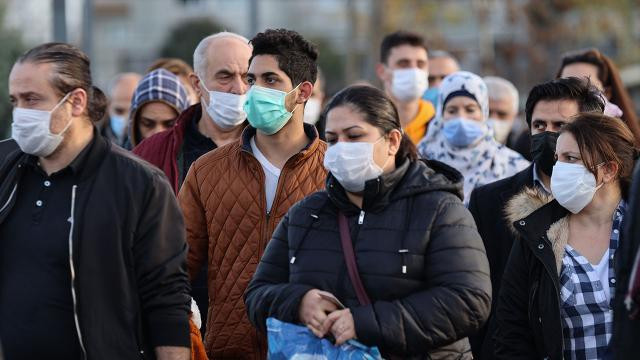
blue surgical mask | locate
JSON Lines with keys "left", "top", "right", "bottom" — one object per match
{"left": 423, "top": 87, "right": 439, "bottom": 105}
{"left": 110, "top": 114, "right": 126, "bottom": 139}
{"left": 244, "top": 85, "right": 299, "bottom": 135}
{"left": 442, "top": 117, "right": 485, "bottom": 147}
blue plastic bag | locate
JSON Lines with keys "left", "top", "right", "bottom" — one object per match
{"left": 266, "top": 317, "right": 383, "bottom": 359}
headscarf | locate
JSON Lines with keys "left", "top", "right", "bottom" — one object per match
{"left": 417, "top": 71, "right": 530, "bottom": 204}
{"left": 128, "top": 69, "right": 190, "bottom": 147}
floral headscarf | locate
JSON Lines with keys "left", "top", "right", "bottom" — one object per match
{"left": 418, "top": 71, "right": 530, "bottom": 204}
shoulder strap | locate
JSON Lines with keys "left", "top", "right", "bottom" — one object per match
{"left": 338, "top": 212, "right": 371, "bottom": 306}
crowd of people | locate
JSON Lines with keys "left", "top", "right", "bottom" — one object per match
{"left": 1, "top": 26, "right": 639, "bottom": 360}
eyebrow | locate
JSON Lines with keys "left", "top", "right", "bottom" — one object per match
{"left": 260, "top": 72, "right": 280, "bottom": 80}
{"left": 215, "top": 69, "right": 235, "bottom": 77}
{"left": 532, "top": 118, "right": 566, "bottom": 124}
{"left": 559, "top": 151, "right": 581, "bottom": 157}
{"left": 141, "top": 116, "right": 176, "bottom": 123}
{"left": 10, "top": 91, "right": 42, "bottom": 99}
{"left": 325, "top": 125, "right": 364, "bottom": 135}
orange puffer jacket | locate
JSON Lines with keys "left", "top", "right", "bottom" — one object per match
{"left": 178, "top": 124, "right": 327, "bottom": 359}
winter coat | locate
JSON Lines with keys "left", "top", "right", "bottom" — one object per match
{"left": 245, "top": 159, "right": 492, "bottom": 359}
{"left": 133, "top": 104, "right": 200, "bottom": 194}
{"left": 611, "top": 161, "right": 640, "bottom": 359}
{"left": 467, "top": 165, "right": 534, "bottom": 359}
{"left": 0, "top": 130, "right": 191, "bottom": 360}
{"left": 494, "top": 188, "right": 572, "bottom": 359}
{"left": 178, "top": 123, "right": 327, "bottom": 359}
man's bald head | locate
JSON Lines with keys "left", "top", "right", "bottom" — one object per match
{"left": 193, "top": 32, "right": 252, "bottom": 78}
{"left": 191, "top": 31, "right": 253, "bottom": 97}
{"left": 108, "top": 72, "right": 141, "bottom": 120}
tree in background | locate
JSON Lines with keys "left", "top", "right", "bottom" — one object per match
{"left": 160, "top": 18, "right": 224, "bottom": 66}
{"left": 0, "top": 3, "right": 25, "bottom": 139}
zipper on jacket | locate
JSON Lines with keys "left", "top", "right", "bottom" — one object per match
{"left": 358, "top": 210, "right": 365, "bottom": 224}
{"left": 0, "top": 183, "right": 17, "bottom": 214}
{"left": 68, "top": 185, "right": 87, "bottom": 359}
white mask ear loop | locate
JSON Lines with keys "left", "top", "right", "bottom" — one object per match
{"left": 287, "top": 83, "right": 302, "bottom": 114}
{"left": 53, "top": 93, "right": 74, "bottom": 135}
{"left": 374, "top": 135, "right": 394, "bottom": 171}
{"left": 589, "top": 162, "right": 611, "bottom": 194}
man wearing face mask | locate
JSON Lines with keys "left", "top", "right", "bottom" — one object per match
{"left": 100, "top": 72, "right": 141, "bottom": 146}
{"left": 178, "top": 29, "right": 327, "bottom": 359}
{"left": 0, "top": 43, "right": 190, "bottom": 359}
{"left": 467, "top": 77, "right": 605, "bottom": 359}
{"left": 423, "top": 50, "right": 460, "bottom": 105}
{"left": 483, "top": 77, "right": 519, "bottom": 142}
{"left": 132, "top": 32, "right": 251, "bottom": 344}
{"left": 376, "top": 31, "right": 435, "bottom": 145}
{"left": 132, "top": 32, "right": 251, "bottom": 194}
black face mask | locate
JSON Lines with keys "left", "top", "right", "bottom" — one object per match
{"left": 530, "top": 131, "right": 559, "bottom": 177}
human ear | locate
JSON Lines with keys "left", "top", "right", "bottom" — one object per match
{"left": 69, "top": 88, "right": 88, "bottom": 117}
{"left": 387, "top": 129, "right": 403, "bottom": 156}
{"left": 297, "top": 81, "right": 313, "bottom": 104}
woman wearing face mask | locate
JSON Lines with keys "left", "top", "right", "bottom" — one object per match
{"left": 494, "top": 113, "right": 639, "bottom": 360}
{"left": 417, "top": 71, "right": 529, "bottom": 204}
{"left": 245, "top": 85, "right": 491, "bottom": 359}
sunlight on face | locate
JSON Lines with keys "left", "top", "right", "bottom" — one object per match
{"left": 443, "top": 96, "right": 483, "bottom": 122}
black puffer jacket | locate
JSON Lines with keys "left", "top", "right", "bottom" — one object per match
{"left": 245, "top": 159, "right": 492, "bottom": 359}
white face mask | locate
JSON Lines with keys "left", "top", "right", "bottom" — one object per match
{"left": 391, "top": 68, "right": 428, "bottom": 102}
{"left": 324, "top": 138, "right": 388, "bottom": 193}
{"left": 199, "top": 77, "right": 247, "bottom": 130}
{"left": 551, "top": 161, "right": 604, "bottom": 214}
{"left": 11, "top": 93, "right": 72, "bottom": 157}
{"left": 488, "top": 117, "right": 513, "bottom": 144}
{"left": 303, "top": 98, "right": 322, "bottom": 125}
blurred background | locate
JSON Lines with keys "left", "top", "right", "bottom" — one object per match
{"left": 1, "top": 0, "right": 639, "bottom": 138}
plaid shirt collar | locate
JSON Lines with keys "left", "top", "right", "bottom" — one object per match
{"left": 558, "top": 200, "right": 625, "bottom": 359}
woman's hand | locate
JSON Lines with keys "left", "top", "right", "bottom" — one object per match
{"left": 321, "top": 308, "right": 357, "bottom": 345}
{"left": 299, "top": 289, "right": 339, "bottom": 337}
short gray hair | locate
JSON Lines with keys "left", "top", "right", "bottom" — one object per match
{"left": 193, "top": 32, "right": 251, "bottom": 77}
{"left": 484, "top": 76, "right": 519, "bottom": 114}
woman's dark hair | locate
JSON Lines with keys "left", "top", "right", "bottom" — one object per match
{"left": 560, "top": 112, "right": 639, "bottom": 199}
{"left": 556, "top": 48, "right": 640, "bottom": 143}
{"left": 322, "top": 85, "right": 418, "bottom": 163}
{"left": 17, "top": 42, "right": 107, "bottom": 122}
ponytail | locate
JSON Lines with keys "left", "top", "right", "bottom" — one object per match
{"left": 396, "top": 133, "right": 418, "bottom": 163}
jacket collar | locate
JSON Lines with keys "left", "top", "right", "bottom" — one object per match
{"left": 506, "top": 187, "right": 570, "bottom": 273}
{"left": 16, "top": 126, "right": 110, "bottom": 183}
{"left": 326, "top": 158, "right": 411, "bottom": 214}
{"left": 327, "top": 158, "right": 464, "bottom": 214}
{"left": 240, "top": 123, "right": 323, "bottom": 166}
{"left": 172, "top": 103, "right": 201, "bottom": 150}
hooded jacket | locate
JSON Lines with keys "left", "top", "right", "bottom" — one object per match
{"left": 494, "top": 188, "right": 572, "bottom": 360}
{"left": 245, "top": 159, "right": 492, "bottom": 359}
{"left": 0, "top": 130, "right": 190, "bottom": 359}
{"left": 127, "top": 69, "right": 190, "bottom": 148}
{"left": 133, "top": 104, "right": 200, "bottom": 194}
